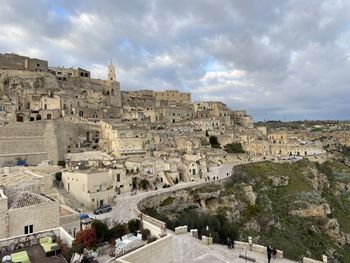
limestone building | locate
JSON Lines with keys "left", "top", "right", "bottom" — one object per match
{"left": 62, "top": 166, "right": 130, "bottom": 209}
{"left": 0, "top": 189, "right": 59, "bottom": 239}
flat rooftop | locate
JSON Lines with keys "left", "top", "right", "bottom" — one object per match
{"left": 65, "top": 151, "right": 113, "bottom": 162}
{"left": 173, "top": 232, "right": 297, "bottom": 263}
{"left": 0, "top": 244, "right": 66, "bottom": 263}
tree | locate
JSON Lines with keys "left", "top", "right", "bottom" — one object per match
{"left": 74, "top": 229, "right": 97, "bottom": 249}
{"left": 107, "top": 222, "right": 128, "bottom": 242}
{"left": 92, "top": 220, "right": 108, "bottom": 243}
{"left": 209, "top": 136, "right": 221, "bottom": 148}
{"left": 128, "top": 219, "right": 141, "bottom": 235}
{"left": 224, "top": 143, "right": 245, "bottom": 154}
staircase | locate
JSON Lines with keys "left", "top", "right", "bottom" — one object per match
{"left": 163, "top": 172, "right": 175, "bottom": 186}
{"left": 54, "top": 186, "right": 86, "bottom": 212}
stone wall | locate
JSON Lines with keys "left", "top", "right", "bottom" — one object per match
{"left": 0, "top": 199, "right": 59, "bottom": 239}
{"left": 0, "top": 120, "right": 102, "bottom": 166}
{"left": 115, "top": 235, "right": 173, "bottom": 263}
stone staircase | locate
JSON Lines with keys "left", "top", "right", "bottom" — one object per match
{"left": 163, "top": 172, "right": 175, "bottom": 186}
{"left": 54, "top": 186, "right": 86, "bottom": 212}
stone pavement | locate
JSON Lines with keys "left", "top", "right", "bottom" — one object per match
{"left": 172, "top": 232, "right": 298, "bottom": 263}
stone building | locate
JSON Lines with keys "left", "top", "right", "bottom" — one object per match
{"left": 62, "top": 167, "right": 129, "bottom": 209}
{"left": 100, "top": 121, "right": 148, "bottom": 157}
{"left": 0, "top": 53, "right": 48, "bottom": 72}
{"left": 154, "top": 90, "right": 191, "bottom": 104}
{"left": 0, "top": 189, "right": 59, "bottom": 239}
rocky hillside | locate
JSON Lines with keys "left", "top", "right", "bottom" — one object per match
{"left": 141, "top": 158, "right": 350, "bottom": 262}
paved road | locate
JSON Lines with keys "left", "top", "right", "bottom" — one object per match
{"left": 89, "top": 160, "right": 271, "bottom": 224}
{"left": 89, "top": 162, "right": 239, "bottom": 224}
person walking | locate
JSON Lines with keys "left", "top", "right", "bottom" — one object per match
{"left": 267, "top": 245, "right": 272, "bottom": 263}
{"left": 231, "top": 239, "right": 235, "bottom": 249}
{"left": 272, "top": 247, "right": 277, "bottom": 260}
{"left": 227, "top": 237, "right": 231, "bottom": 249}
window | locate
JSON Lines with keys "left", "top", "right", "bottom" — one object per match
{"left": 117, "top": 174, "right": 120, "bottom": 182}
{"left": 24, "top": 225, "right": 33, "bottom": 234}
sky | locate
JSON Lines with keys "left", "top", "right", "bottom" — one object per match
{"left": 0, "top": 0, "right": 349, "bottom": 121}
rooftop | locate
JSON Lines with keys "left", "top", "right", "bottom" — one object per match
{"left": 9, "top": 191, "right": 54, "bottom": 209}
{"left": 65, "top": 150, "right": 113, "bottom": 162}
{"left": 0, "top": 244, "right": 66, "bottom": 263}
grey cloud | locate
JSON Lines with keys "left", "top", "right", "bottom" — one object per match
{"left": 0, "top": 0, "right": 349, "bottom": 120}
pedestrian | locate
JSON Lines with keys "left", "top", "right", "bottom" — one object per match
{"left": 272, "top": 247, "right": 277, "bottom": 260}
{"left": 231, "top": 239, "right": 235, "bottom": 249}
{"left": 227, "top": 237, "right": 231, "bottom": 249}
{"left": 267, "top": 245, "right": 272, "bottom": 263}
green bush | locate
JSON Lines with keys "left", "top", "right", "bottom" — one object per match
{"left": 224, "top": 143, "right": 245, "bottom": 153}
{"left": 128, "top": 219, "right": 141, "bottom": 234}
{"left": 141, "top": 229, "right": 151, "bottom": 241}
{"left": 107, "top": 222, "right": 128, "bottom": 242}
{"left": 92, "top": 220, "right": 108, "bottom": 243}
{"left": 160, "top": 196, "right": 175, "bottom": 206}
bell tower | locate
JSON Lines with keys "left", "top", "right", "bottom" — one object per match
{"left": 108, "top": 59, "right": 116, "bottom": 81}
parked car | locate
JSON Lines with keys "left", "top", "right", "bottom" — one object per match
{"left": 93, "top": 204, "right": 112, "bottom": 214}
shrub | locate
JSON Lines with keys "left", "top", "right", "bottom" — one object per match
{"left": 147, "top": 235, "right": 157, "bottom": 244}
{"left": 141, "top": 229, "right": 151, "bottom": 241}
{"left": 128, "top": 219, "right": 141, "bottom": 234}
{"left": 160, "top": 196, "right": 175, "bottom": 206}
{"left": 224, "top": 143, "right": 245, "bottom": 154}
{"left": 74, "top": 229, "right": 97, "bottom": 249}
{"left": 92, "top": 220, "right": 109, "bottom": 243}
{"left": 107, "top": 222, "right": 128, "bottom": 242}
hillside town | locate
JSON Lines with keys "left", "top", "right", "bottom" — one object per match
{"left": 0, "top": 52, "right": 347, "bottom": 263}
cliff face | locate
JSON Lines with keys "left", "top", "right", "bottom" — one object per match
{"left": 143, "top": 158, "right": 350, "bottom": 262}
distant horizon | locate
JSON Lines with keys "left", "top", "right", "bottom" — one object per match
{"left": 254, "top": 119, "right": 350, "bottom": 123}
{"left": 0, "top": 0, "right": 349, "bottom": 120}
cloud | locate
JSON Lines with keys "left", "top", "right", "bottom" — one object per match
{"left": 0, "top": 0, "right": 349, "bottom": 120}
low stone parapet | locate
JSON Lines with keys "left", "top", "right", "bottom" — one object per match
{"left": 175, "top": 225, "right": 187, "bottom": 235}
{"left": 190, "top": 229, "right": 198, "bottom": 238}
{"left": 202, "top": 235, "right": 213, "bottom": 245}
{"left": 219, "top": 240, "right": 284, "bottom": 258}
{"left": 303, "top": 255, "right": 327, "bottom": 263}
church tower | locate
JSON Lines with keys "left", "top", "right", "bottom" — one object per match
{"left": 108, "top": 60, "right": 116, "bottom": 81}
